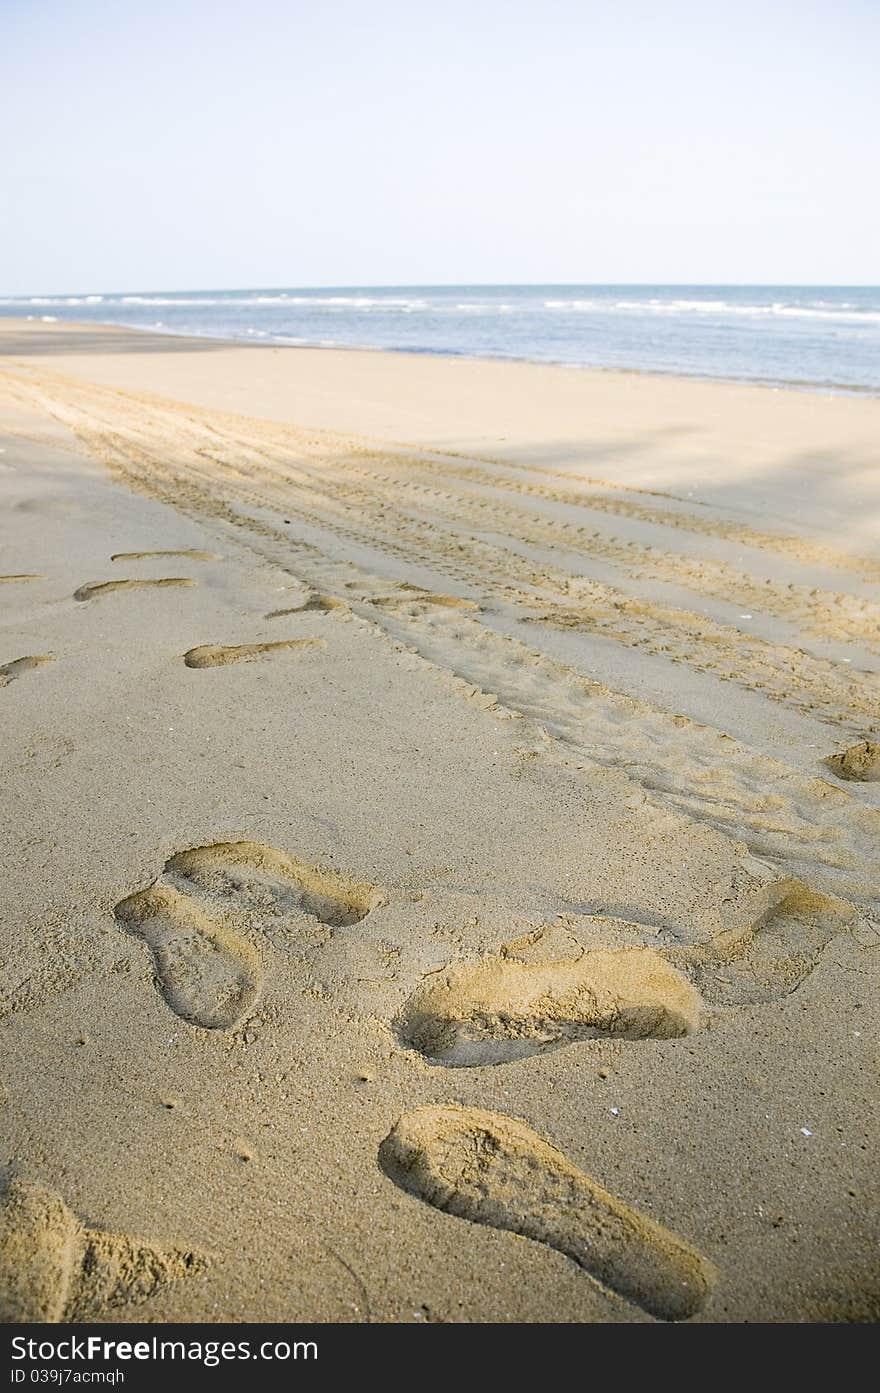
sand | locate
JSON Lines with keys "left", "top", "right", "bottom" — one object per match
{"left": 0, "top": 318, "right": 877, "bottom": 1324}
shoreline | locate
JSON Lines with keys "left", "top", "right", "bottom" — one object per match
{"left": 5, "top": 307, "right": 879, "bottom": 398}
{"left": 4, "top": 318, "right": 880, "bottom": 543}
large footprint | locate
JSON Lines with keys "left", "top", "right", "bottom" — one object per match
{"left": 115, "top": 841, "right": 382, "bottom": 1029}
{"left": 397, "top": 947, "right": 701, "bottom": 1066}
{"left": 379, "top": 1105, "right": 714, "bottom": 1321}
{"left": 0, "top": 1179, "right": 204, "bottom": 1322}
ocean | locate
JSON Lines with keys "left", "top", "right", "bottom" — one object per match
{"left": 3, "top": 284, "right": 878, "bottom": 394}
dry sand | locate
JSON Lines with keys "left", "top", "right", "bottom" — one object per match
{"left": 0, "top": 318, "right": 877, "bottom": 1323}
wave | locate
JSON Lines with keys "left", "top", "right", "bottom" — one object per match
{"left": 6, "top": 295, "right": 104, "bottom": 306}
{"left": 3, "top": 289, "right": 878, "bottom": 325}
{"left": 0, "top": 294, "right": 396, "bottom": 308}
{"left": 544, "top": 297, "right": 880, "bottom": 323}
{"left": 115, "top": 294, "right": 431, "bottom": 310}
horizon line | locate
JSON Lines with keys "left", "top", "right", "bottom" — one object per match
{"left": 3, "top": 280, "right": 879, "bottom": 299}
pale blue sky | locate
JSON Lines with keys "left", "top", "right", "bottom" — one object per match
{"left": 1, "top": 0, "right": 877, "bottom": 293}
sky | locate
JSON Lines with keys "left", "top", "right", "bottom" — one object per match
{"left": 1, "top": 0, "right": 877, "bottom": 293}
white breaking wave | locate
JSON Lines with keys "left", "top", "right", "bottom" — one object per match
{"left": 543, "top": 296, "right": 880, "bottom": 324}
{"left": 76, "top": 293, "right": 434, "bottom": 310}
{"left": 2, "top": 290, "right": 877, "bottom": 325}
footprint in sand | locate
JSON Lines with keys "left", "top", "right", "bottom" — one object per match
{"left": 370, "top": 592, "right": 480, "bottom": 612}
{"left": 114, "top": 883, "right": 263, "bottom": 1030}
{"left": 397, "top": 873, "right": 852, "bottom": 1061}
{"left": 669, "top": 881, "right": 855, "bottom": 1007}
{"left": 115, "top": 841, "right": 382, "bottom": 1029}
{"left": 397, "top": 947, "right": 701, "bottom": 1067}
{"left": 265, "top": 593, "right": 348, "bottom": 619}
{"left": 824, "top": 740, "right": 880, "bottom": 783}
{"left": 166, "top": 841, "right": 382, "bottom": 927}
{"left": 0, "top": 1179, "right": 204, "bottom": 1322}
{"left": 0, "top": 655, "right": 54, "bottom": 687}
{"left": 74, "top": 578, "right": 196, "bottom": 602}
{"left": 111, "top": 550, "right": 220, "bottom": 562}
{"left": 379, "top": 1104, "right": 714, "bottom": 1321}
{"left": 183, "top": 638, "right": 326, "bottom": 668}
{"left": 0, "top": 573, "right": 44, "bottom": 583}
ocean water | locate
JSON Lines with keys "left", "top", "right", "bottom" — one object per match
{"left": 2, "top": 285, "right": 879, "bottom": 393}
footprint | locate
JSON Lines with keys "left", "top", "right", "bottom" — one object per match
{"left": 397, "top": 947, "right": 701, "bottom": 1066}
{"left": 1, "top": 655, "right": 54, "bottom": 687}
{"left": 165, "top": 840, "right": 382, "bottom": 927}
{"left": 370, "top": 592, "right": 479, "bottom": 612}
{"left": 114, "top": 841, "right": 381, "bottom": 1028}
{"left": 0, "top": 1180, "right": 75, "bottom": 1321}
{"left": 74, "top": 578, "right": 196, "bottom": 601}
{"left": 111, "top": 549, "right": 220, "bottom": 562}
{"left": 114, "top": 883, "right": 262, "bottom": 1030}
{"left": 824, "top": 740, "right": 880, "bottom": 783}
{"left": 0, "top": 573, "right": 44, "bottom": 583}
{"left": 669, "top": 882, "right": 853, "bottom": 1007}
{"left": 379, "top": 1105, "right": 714, "bottom": 1321}
{"left": 265, "top": 593, "right": 348, "bottom": 619}
{"left": 183, "top": 638, "right": 326, "bottom": 668}
{"left": 0, "top": 1179, "right": 204, "bottom": 1322}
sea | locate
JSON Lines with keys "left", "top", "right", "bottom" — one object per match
{"left": 2, "top": 285, "right": 878, "bottom": 394}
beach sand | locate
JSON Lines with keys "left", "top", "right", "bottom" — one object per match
{"left": 0, "top": 318, "right": 878, "bottom": 1323}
